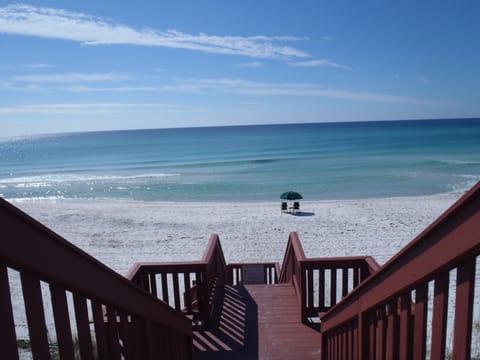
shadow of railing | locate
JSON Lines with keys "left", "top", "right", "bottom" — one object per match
{"left": 192, "top": 285, "right": 259, "bottom": 359}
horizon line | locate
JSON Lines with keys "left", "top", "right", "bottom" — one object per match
{"left": 2, "top": 117, "right": 480, "bottom": 141}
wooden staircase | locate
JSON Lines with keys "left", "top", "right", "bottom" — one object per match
{"left": 193, "top": 283, "right": 321, "bottom": 359}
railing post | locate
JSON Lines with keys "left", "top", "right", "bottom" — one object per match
{"left": 300, "top": 261, "right": 307, "bottom": 323}
{"left": 197, "top": 266, "right": 210, "bottom": 327}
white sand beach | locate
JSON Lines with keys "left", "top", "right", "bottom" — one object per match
{"left": 12, "top": 192, "right": 463, "bottom": 275}
{"left": 10, "top": 191, "right": 480, "bottom": 349}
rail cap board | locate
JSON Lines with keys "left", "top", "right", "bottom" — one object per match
{"left": 320, "top": 181, "right": 480, "bottom": 331}
{"left": 126, "top": 261, "right": 206, "bottom": 280}
{"left": 0, "top": 197, "right": 191, "bottom": 334}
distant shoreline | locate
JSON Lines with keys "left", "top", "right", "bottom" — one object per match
{"left": 8, "top": 191, "right": 464, "bottom": 340}
{"left": 12, "top": 192, "right": 463, "bottom": 272}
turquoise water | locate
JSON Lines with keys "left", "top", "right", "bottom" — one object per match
{"left": 1, "top": 119, "right": 480, "bottom": 201}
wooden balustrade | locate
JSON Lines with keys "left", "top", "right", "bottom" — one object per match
{"left": 127, "top": 234, "right": 227, "bottom": 327}
{"left": 5, "top": 179, "right": 478, "bottom": 359}
{"left": 0, "top": 198, "right": 191, "bottom": 360}
{"left": 279, "top": 232, "right": 380, "bottom": 323}
{"left": 226, "top": 262, "right": 280, "bottom": 285}
{"left": 320, "top": 182, "right": 480, "bottom": 360}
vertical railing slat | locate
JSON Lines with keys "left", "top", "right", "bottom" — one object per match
{"left": 353, "top": 266, "right": 360, "bottom": 288}
{"left": 431, "top": 272, "right": 449, "bottom": 360}
{"left": 399, "top": 294, "right": 412, "bottom": 360}
{"left": 20, "top": 272, "right": 51, "bottom": 360}
{"left": 91, "top": 300, "right": 109, "bottom": 360}
{"left": 184, "top": 272, "right": 192, "bottom": 313}
{"left": 385, "top": 301, "right": 398, "bottom": 360}
{"left": 319, "top": 268, "right": 325, "bottom": 310}
{"left": 342, "top": 267, "right": 349, "bottom": 297}
{"left": 161, "top": 272, "right": 169, "bottom": 304}
{"left": 50, "top": 285, "right": 75, "bottom": 360}
{"left": 331, "top": 268, "right": 337, "bottom": 307}
{"left": 118, "top": 311, "right": 133, "bottom": 359}
{"left": 452, "top": 259, "right": 476, "bottom": 360}
{"left": 73, "top": 293, "right": 94, "bottom": 360}
{"left": 375, "top": 307, "right": 386, "bottom": 360}
{"left": 106, "top": 306, "right": 122, "bottom": 359}
{"left": 367, "top": 312, "right": 376, "bottom": 359}
{"left": 173, "top": 272, "right": 181, "bottom": 311}
{"left": 0, "top": 265, "right": 20, "bottom": 360}
{"left": 149, "top": 273, "right": 157, "bottom": 297}
{"left": 413, "top": 283, "right": 428, "bottom": 360}
{"left": 307, "top": 269, "right": 314, "bottom": 310}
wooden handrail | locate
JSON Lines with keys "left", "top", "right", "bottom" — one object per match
{"left": 320, "top": 182, "right": 480, "bottom": 360}
{"left": 0, "top": 197, "right": 191, "bottom": 359}
{"left": 278, "top": 231, "right": 378, "bottom": 323}
{"left": 127, "top": 233, "right": 228, "bottom": 327}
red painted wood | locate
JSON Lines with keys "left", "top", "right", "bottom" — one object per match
{"left": 173, "top": 272, "right": 181, "bottom": 311}
{"left": 385, "top": 301, "right": 397, "bottom": 360}
{"left": 431, "top": 272, "right": 449, "bottom": 360}
{"left": 452, "top": 259, "right": 476, "bottom": 359}
{"left": 91, "top": 300, "right": 109, "bottom": 360}
{"left": 375, "top": 307, "right": 386, "bottom": 360}
{"left": 0, "top": 264, "right": 19, "bottom": 360}
{"left": 20, "top": 272, "right": 51, "bottom": 360}
{"left": 184, "top": 272, "right": 192, "bottom": 313}
{"left": 149, "top": 273, "right": 157, "bottom": 297}
{"left": 73, "top": 293, "right": 94, "bottom": 360}
{"left": 161, "top": 272, "right": 169, "bottom": 304}
{"left": 106, "top": 306, "right": 122, "bottom": 359}
{"left": 368, "top": 313, "right": 376, "bottom": 360}
{"left": 399, "top": 294, "right": 412, "bottom": 360}
{"left": 331, "top": 268, "right": 337, "bottom": 307}
{"left": 342, "top": 267, "right": 349, "bottom": 297}
{"left": 413, "top": 284, "right": 428, "bottom": 360}
{"left": 319, "top": 268, "right": 325, "bottom": 310}
{"left": 321, "top": 183, "right": 480, "bottom": 333}
{"left": 307, "top": 269, "right": 314, "bottom": 309}
{"left": 50, "top": 284, "right": 75, "bottom": 360}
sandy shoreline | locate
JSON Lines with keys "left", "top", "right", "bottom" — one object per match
{"left": 12, "top": 192, "right": 463, "bottom": 275}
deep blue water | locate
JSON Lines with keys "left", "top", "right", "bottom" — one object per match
{"left": 1, "top": 119, "right": 480, "bottom": 201}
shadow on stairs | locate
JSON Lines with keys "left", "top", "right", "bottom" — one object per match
{"left": 193, "top": 284, "right": 321, "bottom": 359}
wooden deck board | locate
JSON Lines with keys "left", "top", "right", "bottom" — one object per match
{"left": 193, "top": 284, "right": 321, "bottom": 359}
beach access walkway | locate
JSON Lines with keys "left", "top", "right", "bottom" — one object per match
{"left": 192, "top": 283, "right": 322, "bottom": 359}
{"left": 1, "top": 181, "right": 480, "bottom": 359}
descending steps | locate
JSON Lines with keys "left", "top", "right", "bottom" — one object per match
{"left": 193, "top": 283, "right": 321, "bottom": 359}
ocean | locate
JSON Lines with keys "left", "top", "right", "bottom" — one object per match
{"left": 1, "top": 119, "right": 480, "bottom": 202}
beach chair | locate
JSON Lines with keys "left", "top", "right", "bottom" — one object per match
{"left": 293, "top": 201, "right": 300, "bottom": 214}
{"left": 281, "top": 202, "right": 288, "bottom": 213}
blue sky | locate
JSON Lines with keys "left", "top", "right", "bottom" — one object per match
{"left": 0, "top": 1, "right": 479, "bottom": 136}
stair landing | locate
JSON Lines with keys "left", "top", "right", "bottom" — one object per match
{"left": 193, "top": 283, "right": 321, "bottom": 359}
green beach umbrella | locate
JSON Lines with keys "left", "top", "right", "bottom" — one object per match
{"left": 280, "top": 191, "right": 303, "bottom": 201}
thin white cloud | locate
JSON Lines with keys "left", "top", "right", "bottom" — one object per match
{"left": 0, "top": 102, "right": 184, "bottom": 114}
{"left": 0, "top": 62, "right": 52, "bottom": 70}
{"left": 288, "top": 59, "right": 352, "bottom": 71}
{"left": 236, "top": 61, "right": 263, "bottom": 68}
{"left": 13, "top": 72, "right": 130, "bottom": 83}
{"left": 0, "top": 4, "right": 309, "bottom": 59}
{"left": 322, "top": 35, "right": 335, "bottom": 41}
{"left": 167, "top": 78, "right": 436, "bottom": 105}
